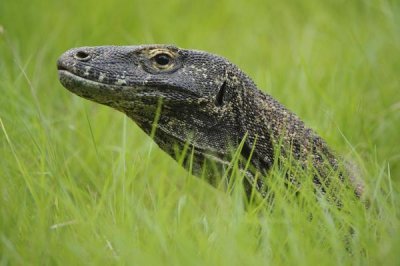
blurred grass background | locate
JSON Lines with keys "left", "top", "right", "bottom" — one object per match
{"left": 0, "top": 0, "right": 399, "bottom": 265}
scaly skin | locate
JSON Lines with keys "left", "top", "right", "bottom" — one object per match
{"left": 57, "top": 44, "right": 363, "bottom": 199}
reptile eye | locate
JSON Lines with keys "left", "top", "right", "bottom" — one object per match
{"left": 154, "top": 53, "right": 171, "bottom": 66}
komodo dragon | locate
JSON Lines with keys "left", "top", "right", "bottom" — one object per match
{"left": 57, "top": 44, "right": 363, "bottom": 200}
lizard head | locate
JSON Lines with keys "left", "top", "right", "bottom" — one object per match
{"left": 57, "top": 45, "right": 254, "bottom": 175}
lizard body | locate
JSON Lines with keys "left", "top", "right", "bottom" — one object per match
{"left": 57, "top": 45, "right": 362, "bottom": 199}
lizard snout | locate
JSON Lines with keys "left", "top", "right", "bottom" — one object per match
{"left": 57, "top": 47, "right": 94, "bottom": 72}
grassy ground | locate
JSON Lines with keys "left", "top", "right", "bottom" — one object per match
{"left": 1, "top": 0, "right": 399, "bottom": 265}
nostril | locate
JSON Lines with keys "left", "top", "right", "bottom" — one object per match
{"left": 74, "top": 50, "right": 91, "bottom": 61}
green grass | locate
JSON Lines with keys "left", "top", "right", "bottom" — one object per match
{"left": 1, "top": 0, "right": 399, "bottom": 265}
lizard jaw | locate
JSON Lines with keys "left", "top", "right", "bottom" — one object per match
{"left": 58, "top": 70, "right": 125, "bottom": 100}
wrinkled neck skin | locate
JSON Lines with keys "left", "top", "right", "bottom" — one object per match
{"left": 118, "top": 83, "right": 243, "bottom": 178}
{"left": 113, "top": 69, "right": 270, "bottom": 194}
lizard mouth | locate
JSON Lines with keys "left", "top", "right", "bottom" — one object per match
{"left": 56, "top": 57, "right": 105, "bottom": 87}
{"left": 57, "top": 69, "right": 126, "bottom": 106}
{"left": 58, "top": 68, "right": 202, "bottom": 103}
{"left": 58, "top": 70, "right": 116, "bottom": 89}
{"left": 57, "top": 64, "right": 68, "bottom": 71}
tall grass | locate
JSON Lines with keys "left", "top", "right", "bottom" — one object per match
{"left": 1, "top": 0, "right": 399, "bottom": 265}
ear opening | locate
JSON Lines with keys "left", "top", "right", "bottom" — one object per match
{"left": 215, "top": 81, "right": 227, "bottom": 106}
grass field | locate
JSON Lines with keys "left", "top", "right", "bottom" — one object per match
{"left": 1, "top": 0, "right": 399, "bottom": 265}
